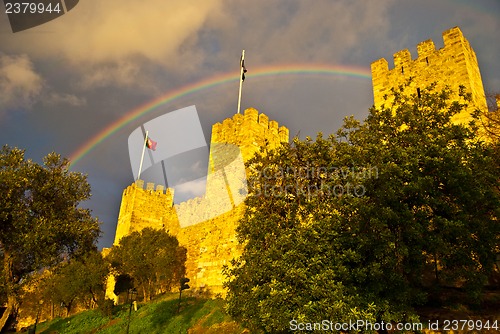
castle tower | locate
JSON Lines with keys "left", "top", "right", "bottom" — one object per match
{"left": 371, "top": 26, "right": 488, "bottom": 124}
{"left": 109, "top": 108, "right": 289, "bottom": 296}
{"left": 113, "top": 180, "right": 175, "bottom": 245}
{"left": 105, "top": 181, "right": 176, "bottom": 302}
{"left": 210, "top": 107, "right": 289, "bottom": 163}
{"left": 203, "top": 108, "right": 289, "bottom": 213}
{"left": 173, "top": 108, "right": 289, "bottom": 293}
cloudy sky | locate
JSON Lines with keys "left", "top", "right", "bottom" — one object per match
{"left": 1, "top": 0, "right": 499, "bottom": 248}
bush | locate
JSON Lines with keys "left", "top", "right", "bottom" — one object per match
{"left": 98, "top": 299, "right": 115, "bottom": 318}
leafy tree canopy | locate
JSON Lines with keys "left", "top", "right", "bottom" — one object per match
{"left": 0, "top": 146, "right": 101, "bottom": 331}
{"left": 108, "top": 227, "right": 187, "bottom": 301}
{"left": 42, "top": 250, "right": 110, "bottom": 315}
{"left": 224, "top": 83, "right": 500, "bottom": 332}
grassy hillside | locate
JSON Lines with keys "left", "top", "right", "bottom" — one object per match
{"left": 23, "top": 289, "right": 500, "bottom": 333}
{"left": 29, "top": 294, "right": 247, "bottom": 334}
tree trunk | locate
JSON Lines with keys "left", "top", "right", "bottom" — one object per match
{"left": 433, "top": 252, "right": 440, "bottom": 284}
{"left": 65, "top": 303, "right": 71, "bottom": 318}
{"left": 0, "top": 251, "right": 18, "bottom": 332}
{"left": 0, "top": 295, "right": 18, "bottom": 332}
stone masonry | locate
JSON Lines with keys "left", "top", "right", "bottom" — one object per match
{"left": 371, "top": 26, "right": 488, "bottom": 124}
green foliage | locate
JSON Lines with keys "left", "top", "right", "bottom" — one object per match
{"left": 0, "top": 146, "right": 101, "bottom": 331}
{"left": 225, "top": 136, "right": 382, "bottom": 332}
{"left": 42, "top": 250, "right": 110, "bottom": 314}
{"left": 224, "top": 83, "right": 500, "bottom": 332}
{"left": 108, "top": 227, "right": 187, "bottom": 301}
{"left": 338, "top": 84, "right": 500, "bottom": 297}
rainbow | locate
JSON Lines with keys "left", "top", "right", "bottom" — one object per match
{"left": 68, "top": 63, "right": 371, "bottom": 167}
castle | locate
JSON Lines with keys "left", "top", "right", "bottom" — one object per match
{"left": 106, "top": 27, "right": 490, "bottom": 298}
{"left": 371, "top": 26, "right": 488, "bottom": 123}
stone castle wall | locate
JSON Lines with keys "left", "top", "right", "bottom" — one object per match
{"left": 109, "top": 108, "right": 289, "bottom": 296}
{"left": 371, "top": 26, "right": 488, "bottom": 124}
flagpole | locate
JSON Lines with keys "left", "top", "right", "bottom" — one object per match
{"left": 137, "top": 130, "right": 148, "bottom": 181}
{"left": 237, "top": 49, "right": 245, "bottom": 114}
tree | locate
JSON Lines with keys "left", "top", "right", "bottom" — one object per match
{"left": 0, "top": 146, "right": 101, "bottom": 331}
{"left": 224, "top": 137, "right": 384, "bottom": 332}
{"left": 108, "top": 227, "right": 187, "bottom": 301}
{"left": 42, "top": 250, "right": 109, "bottom": 316}
{"left": 335, "top": 84, "right": 500, "bottom": 298}
{"left": 79, "top": 250, "right": 111, "bottom": 307}
{"left": 224, "top": 83, "right": 500, "bottom": 332}
{"left": 44, "top": 261, "right": 83, "bottom": 316}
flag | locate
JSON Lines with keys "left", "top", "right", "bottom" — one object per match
{"left": 146, "top": 137, "right": 157, "bottom": 151}
{"left": 240, "top": 54, "right": 247, "bottom": 81}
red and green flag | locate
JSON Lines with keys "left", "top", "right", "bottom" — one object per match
{"left": 146, "top": 137, "right": 157, "bottom": 151}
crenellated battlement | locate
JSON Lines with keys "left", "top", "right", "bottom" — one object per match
{"left": 211, "top": 108, "right": 289, "bottom": 140}
{"left": 371, "top": 27, "right": 472, "bottom": 75}
{"left": 210, "top": 108, "right": 289, "bottom": 164}
{"left": 371, "top": 26, "right": 487, "bottom": 124}
{"left": 133, "top": 179, "right": 173, "bottom": 196}
{"left": 212, "top": 108, "right": 289, "bottom": 148}
{"left": 416, "top": 39, "right": 435, "bottom": 58}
